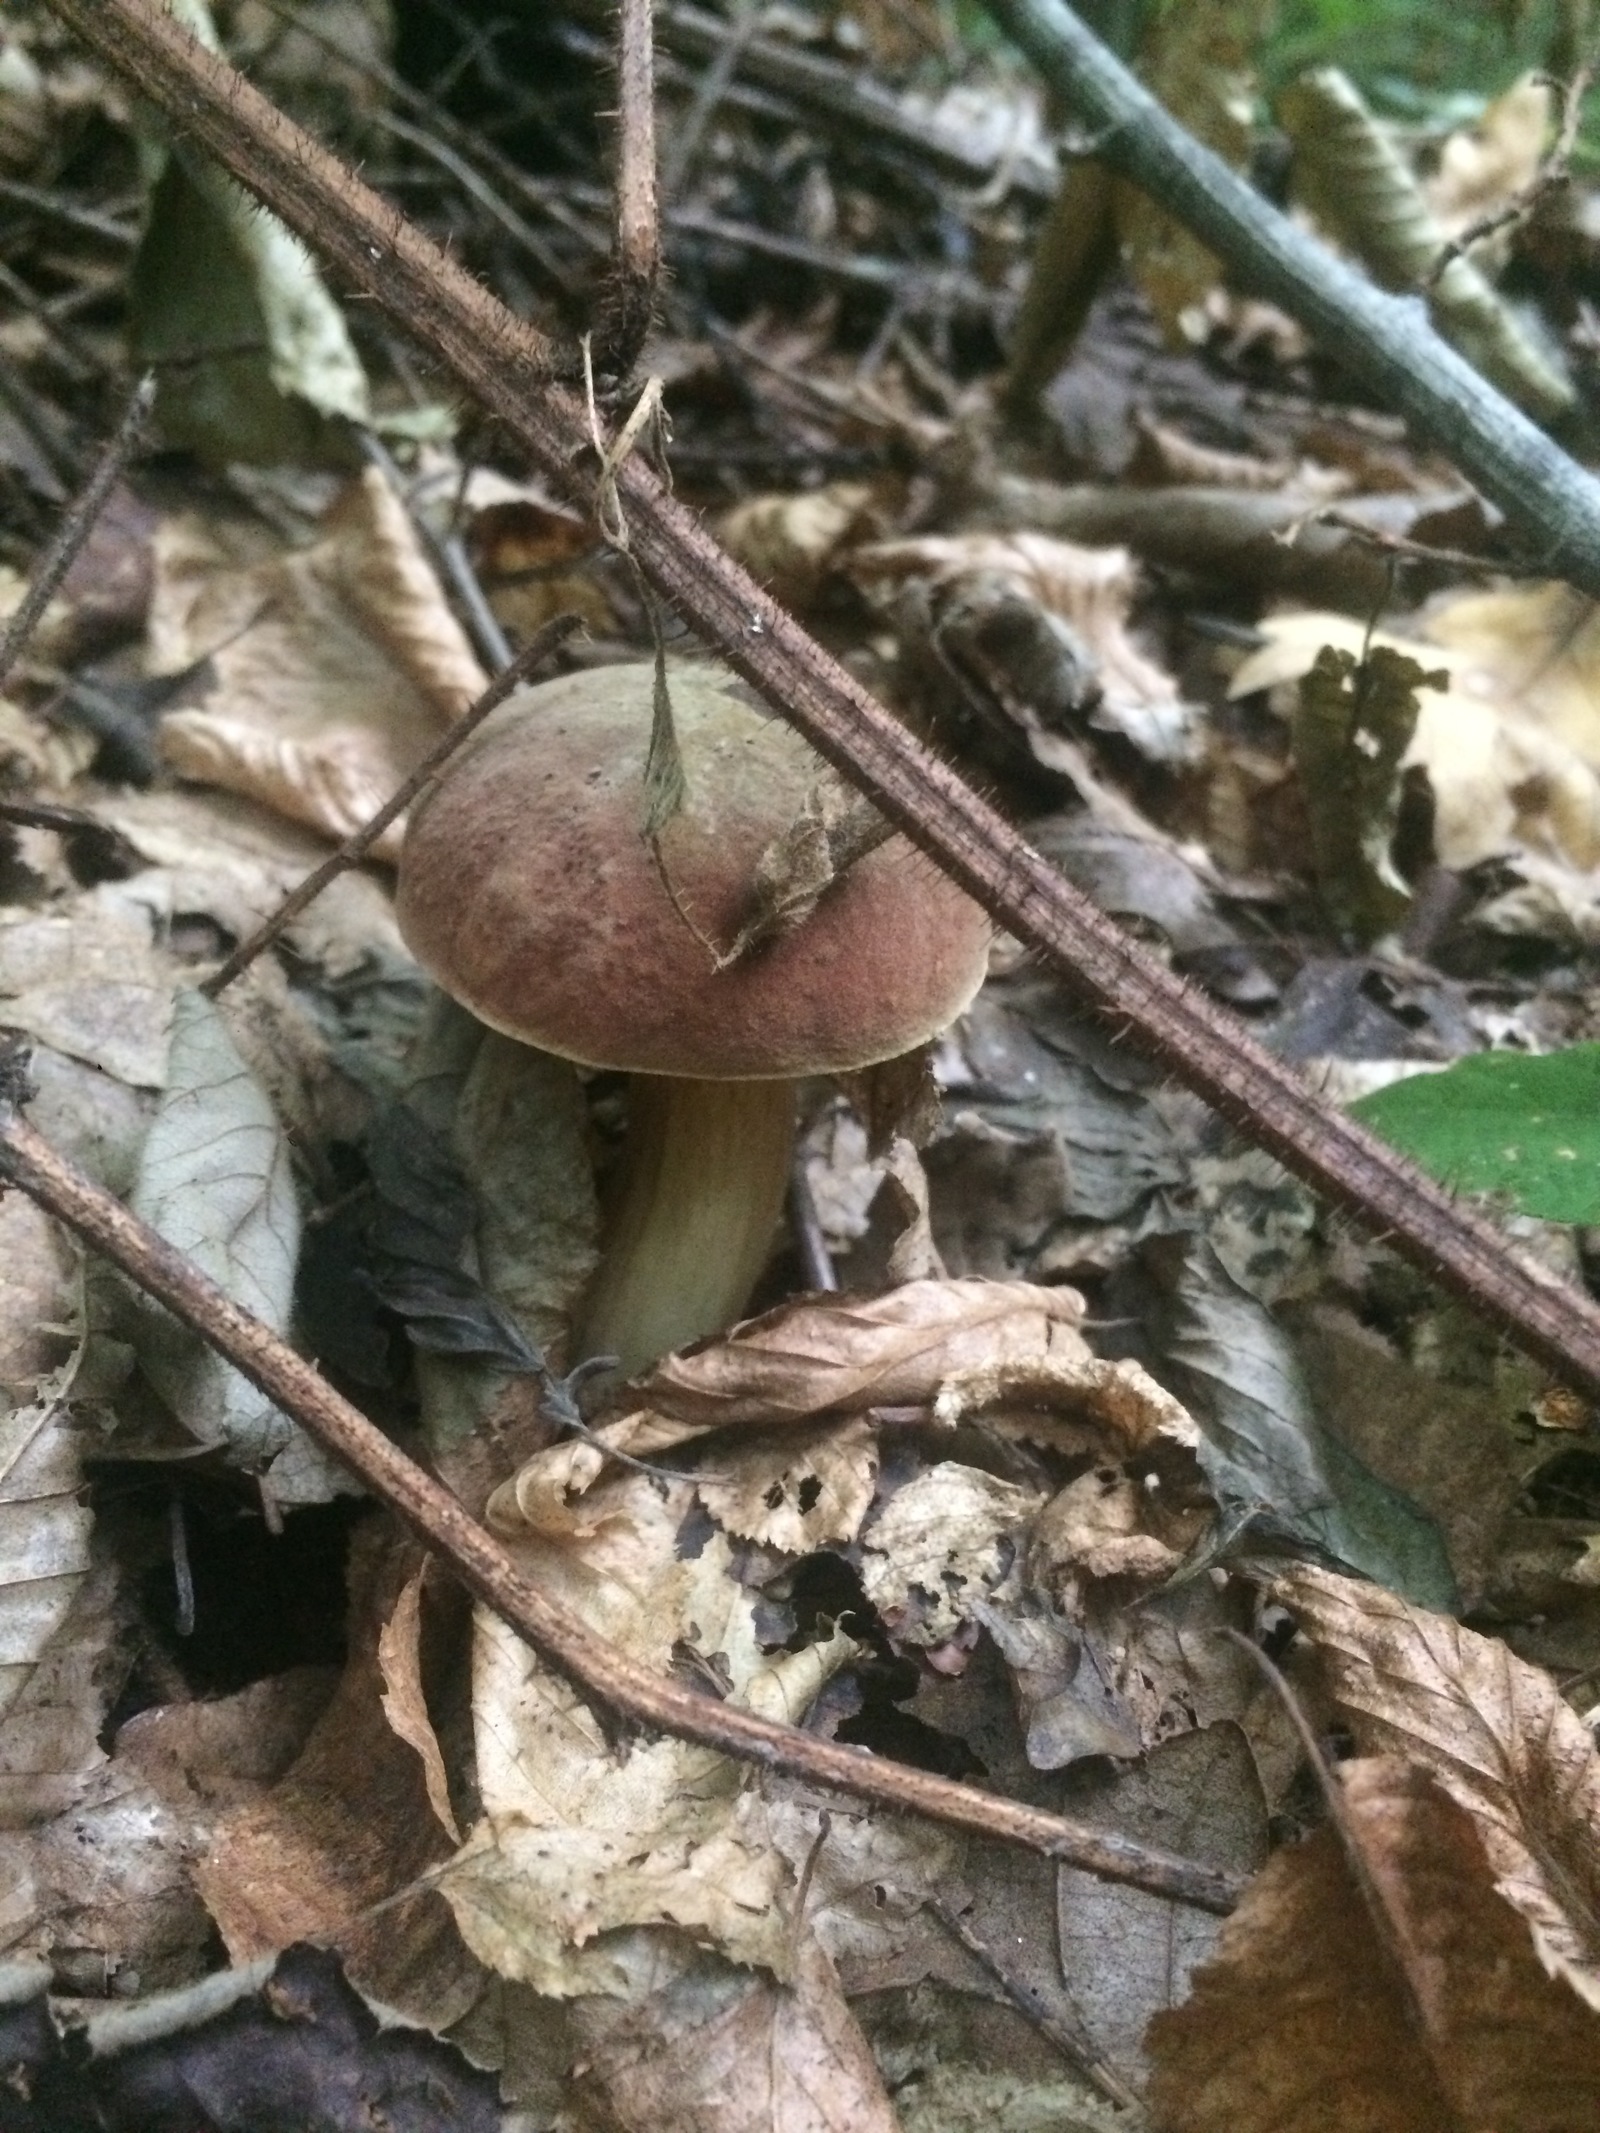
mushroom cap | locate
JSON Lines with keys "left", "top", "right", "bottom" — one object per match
{"left": 396, "top": 662, "right": 992, "bottom": 1078}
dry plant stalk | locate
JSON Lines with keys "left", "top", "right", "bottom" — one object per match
{"left": 43, "top": 0, "right": 1600, "bottom": 1406}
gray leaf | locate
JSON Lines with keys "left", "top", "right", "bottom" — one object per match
{"left": 127, "top": 990, "right": 300, "bottom": 1472}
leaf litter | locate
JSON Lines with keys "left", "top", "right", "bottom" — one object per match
{"left": 4, "top": 0, "right": 1600, "bottom": 2125}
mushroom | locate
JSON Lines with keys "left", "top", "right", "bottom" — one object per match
{"left": 396, "top": 661, "right": 991, "bottom": 1374}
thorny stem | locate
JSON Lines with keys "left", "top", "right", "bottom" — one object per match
{"left": 200, "top": 613, "right": 582, "bottom": 1000}
{"left": 42, "top": 0, "right": 1600, "bottom": 1408}
{"left": 0, "top": 1095, "right": 1243, "bottom": 1915}
{"left": 0, "top": 371, "right": 154, "bottom": 694}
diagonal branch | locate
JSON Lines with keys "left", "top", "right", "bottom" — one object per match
{"left": 42, "top": 0, "right": 1600, "bottom": 1410}
{"left": 0, "top": 1091, "right": 1242, "bottom": 1916}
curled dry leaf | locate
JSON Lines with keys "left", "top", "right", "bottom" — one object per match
{"left": 448, "top": 1469, "right": 859, "bottom": 1997}
{"left": 377, "top": 1562, "right": 460, "bottom": 1845}
{"left": 1425, "top": 73, "right": 1553, "bottom": 251}
{"left": 593, "top": 1278, "right": 1090, "bottom": 1456}
{"left": 1146, "top": 1757, "right": 1600, "bottom": 2133}
{"left": 856, "top": 531, "right": 1200, "bottom": 767}
{"left": 1275, "top": 1563, "right": 1600, "bottom": 2008}
{"left": 148, "top": 468, "right": 488, "bottom": 854}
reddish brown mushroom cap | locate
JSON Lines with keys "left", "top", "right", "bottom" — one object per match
{"left": 396, "top": 662, "right": 991, "bottom": 1077}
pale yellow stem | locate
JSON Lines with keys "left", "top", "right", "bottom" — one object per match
{"left": 578, "top": 1075, "right": 795, "bottom": 1376}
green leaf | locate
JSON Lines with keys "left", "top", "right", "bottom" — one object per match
{"left": 128, "top": 0, "right": 369, "bottom": 465}
{"left": 1351, "top": 1047, "right": 1600, "bottom": 1223}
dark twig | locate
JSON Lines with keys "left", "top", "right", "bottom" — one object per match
{"left": 200, "top": 612, "right": 582, "bottom": 1000}
{"left": 927, "top": 1895, "right": 1139, "bottom": 2109}
{"left": 592, "top": 0, "right": 661, "bottom": 383}
{"left": 0, "top": 373, "right": 154, "bottom": 694}
{"left": 45, "top": 3, "right": 1600, "bottom": 1405}
{"left": 980, "top": 0, "right": 1600, "bottom": 584}
{"left": 0, "top": 1092, "right": 1242, "bottom": 1915}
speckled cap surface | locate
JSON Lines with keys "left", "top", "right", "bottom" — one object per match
{"left": 396, "top": 661, "right": 991, "bottom": 1078}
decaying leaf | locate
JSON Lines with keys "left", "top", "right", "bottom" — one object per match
{"left": 715, "top": 769, "right": 893, "bottom": 967}
{"left": 1276, "top": 1562, "right": 1600, "bottom": 2008}
{"left": 1159, "top": 1241, "right": 1458, "bottom": 1608}
{"left": 1057, "top": 1722, "right": 1271, "bottom": 2092}
{"left": 717, "top": 480, "right": 889, "bottom": 610}
{"left": 1146, "top": 1757, "right": 1600, "bottom": 2133}
{"left": 1425, "top": 73, "right": 1553, "bottom": 254}
{"left": 854, "top": 532, "right": 1200, "bottom": 769}
{"left": 697, "top": 1413, "right": 879, "bottom": 1552}
{"left": 1290, "top": 642, "right": 1437, "bottom": 945}
{"left": 862, "top": 1463, "right": 1043, "bottom": 1646}
{"left": 1231, "top": 596, "right": 1600, "bottom": 877}
{"left": 0, "top": 1252, "right": 90, "bottom": 1740}
{"left": 0, "top": 882, "right": 173, "bottom": 1088}
{"left": 148, "top": 468, "right": 488, "bottom": 853}
{"left": 568, "top": 1937, "right": 901, "bottom": 2133}
{"left": 125, "top": 990, "right": 322, "bottom": 1490}
{"left": 449, "top": 1467, "right": 859, "bottom": 1996}
{"left": 614, "top": 1277, "right": 1084, "bottom": 1444}
{"left": 195, "top": 1527, "right": 480, "bottom": 2032}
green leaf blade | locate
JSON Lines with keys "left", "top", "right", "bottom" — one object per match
{"left": 1351, "top": 1047, "right": 1600, "bottom": 1224}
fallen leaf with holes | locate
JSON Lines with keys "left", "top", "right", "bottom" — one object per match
{"left": 449, "top": 1466, "right": 859, "bottom": 1996}
{"left": 697, "top": 1413, "right": 878, "bottom": 1552}
{"left": 1275, "top": 1562, "right": 1600, "bottom": 2007}
{"left": 148, "top": 467, "right": 487, "bottom": 854}
{"left": 1146, "top": 1757, "right": 1600, "bottom": 2133}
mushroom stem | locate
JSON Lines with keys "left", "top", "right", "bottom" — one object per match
{"left": 578, "top": 1075, "right": 797, "bottom": 1375}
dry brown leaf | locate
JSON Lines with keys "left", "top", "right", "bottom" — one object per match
{"left": 1146, "top": 1757, "right": 1600, "bottom": 2133}
{"left": 594, "top": 1278, "right": 1089, "bottom": 1454}
{"left": 1, "top": 1667, "right": 333, "bottom": 1990}
{"left": 195, "top": 1526, "right": 480, "bottom": 2032}
{"left": 696, "top": 1414, "right": 879, "bottom": 1552}
{"left": 1425, "top": 74, "right": 1553, "bottom": 248}
{"left": 567, "top": 1937, "right": 899, "bottom": 2133}
{"left": 149, "top": 467, "right": 488, "bottom": 854}
{"left": 0, "top": 1242, "right": 90, "bottom": 1746}
{"left": 861, "top": 1463, "right": 1044, "bottom": 1645}
{"left": 854, "top": 532, "right": 1199, "bottom": 766}
{"left": 0, "top": 881, "right": 174, "bottom": 1087}
{"left": 377, "top": 1561, "right": 460, "bottom": 1845}
{"left": 1276, "top": 1563, "right": 1600, "bottom": 2008}
{"left": 448, "top": 1470, "right": 858, "bottom": 1996}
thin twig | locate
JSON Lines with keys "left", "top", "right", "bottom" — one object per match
{"left": 45, "top": 1, "right": 1600, "bottom": 1407}
{"left": 592, "top": 0, "right": 661, "bottom": 384}
{"left": 1425, "top": 65, "right": 1594, "bottom": 288}
{"left": 0, "top": 373, "right": 154, "bottom": 695}
{"left": 0, "top": 1089, "right": 1242, "bottom": 1915}
{"left": 927, "top": 1895, "right": 1140, "bottom": 2110}
{"left": 200, "top": 612, "right": 583, "bottom": 1000}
